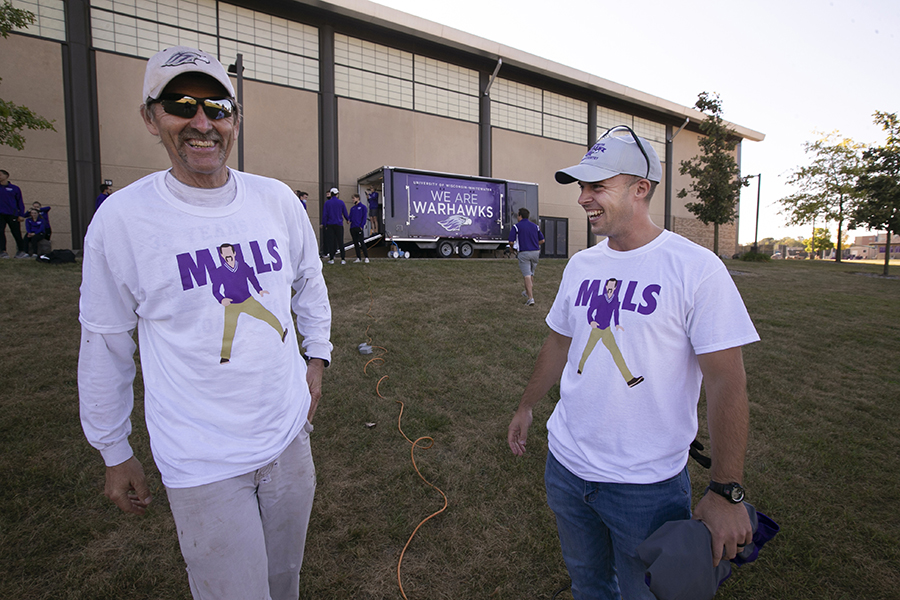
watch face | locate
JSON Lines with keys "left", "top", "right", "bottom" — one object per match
{"left": 730, "top": 485, "right": 745, "bottom": 502}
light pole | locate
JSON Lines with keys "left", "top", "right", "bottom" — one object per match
{"left": 227, "top": 54, "right": 244, "bottom": 172}
{"left": 747, "top": 173, "right": 761, "bottom": 253}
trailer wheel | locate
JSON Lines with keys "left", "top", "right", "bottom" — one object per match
{"left": 437, "top": 240, "right": 455, "bottom": 258}
{"left": 458, "top": 241, "right": 475, "bottom": 258}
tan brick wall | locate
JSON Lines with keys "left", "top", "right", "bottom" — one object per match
{"left": 672, "top": 216, "right": 738, "bottom": 256}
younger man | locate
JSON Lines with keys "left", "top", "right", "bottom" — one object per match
{"left": 508, "top": 128, "right": 757, "bottom": 599}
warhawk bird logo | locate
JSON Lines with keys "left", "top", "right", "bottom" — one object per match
{"left": 163, "top": 51, "right": 212, "bottom": 68}
{"left": 438, "top": 214, "right": 472, "bottom": 232}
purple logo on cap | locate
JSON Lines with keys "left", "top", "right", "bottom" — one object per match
{"left": 162, "top": 51, "right": 211, "bottom": 68}
{"left": 584, "top": 142, "right": 607, "bottom": 160}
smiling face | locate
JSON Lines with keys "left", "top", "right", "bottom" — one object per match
{"left": 142, "top": 74, "right": 239, "bottom": 189}
{"left": 577, "top": 174, "right": 652, "bottom": 251}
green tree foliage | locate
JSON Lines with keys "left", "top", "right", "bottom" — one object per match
{"left": 775, "top": 236, "right": 804, "bottom": 247}
{"left": 851, "top": 111, "right": 900, "bottom": 276}
{"left": 0, "top": 1, "right": 56, "bottom": 151}
{"left": 804, "top": 227, "right": 834, "bottom": 257}
{"left": 678, "top": 92, "right": 748, "bottom": 256}
{"left": 778, "top": 132, "right": 863, "bottom": 263}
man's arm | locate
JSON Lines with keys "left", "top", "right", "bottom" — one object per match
{"left": 508, "top": 330, "right": 571, "bottom": 456}
{"left": 692, "top": 346, "right": 753, "bottom": 566}
{"left": 79, "top": 328, "right": 152, "bottom": 515}
{"left": 291, "top": 200, "right": 334, "bottom": 396}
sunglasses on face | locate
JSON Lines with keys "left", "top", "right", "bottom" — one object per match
{"left": 152, "top": 94, "right": 235, "bottom": 120}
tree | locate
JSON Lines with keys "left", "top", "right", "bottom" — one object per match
{"left": 0, "top": 1, "right": 56, "bottom": 150}
{"left": 678, "top": 92, "right": 748, "bottom": 256}
{"left": 804, "top": 227, "right": 834, "bottom": 258}
{"left": 775, "top": 236, "right": 804, "bottom": 247}
{"left": 851, "top": 111, "right": 900, "bottom": 276}
{"left": 778, "top": 132, "right": 863, "bottom": 263}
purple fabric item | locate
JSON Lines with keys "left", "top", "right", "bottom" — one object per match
{"left": 0, "top": 182, "right": 25, "bottom": 217}
{"left": 637, "top": 502, "right": 780, "bottom": 600}
{"left": 322, "top": 196, "right": 349, "bottom": 226}
{"left": 210, "top": 260, "right": 261, "bottom": 304}
{"left": 509, "top": 218, "right": 544, "bottom": 252}
{"left": 349, "top": 202, "right": 368, "bottom": 229}
{"left": 26, "top": 217, "right": 48, "bottom": 236}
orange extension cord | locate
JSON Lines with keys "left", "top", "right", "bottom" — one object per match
{"left": 360, "top": 262, "right": 448, "bottom": 600}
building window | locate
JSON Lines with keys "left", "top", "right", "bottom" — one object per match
{"left": 219, "top": 3, "right": 318, "bottom": 91}
{"left": 413, "top": 55, "right": 479, "bottom": 122}
{"left": 597, "top": 106, "right": 666, "bottom": 159}
{"left": 11, "top": 0, "right": 66, "bottom": 41}
{"left": 540, "top": 216, "right": 568, "bottom": 258}
{"left": 492, "top": 79, "right": 586, "bottom": 144}
{"left": 334, "top": 34, "right": 479, "bottom": 122}
{"left": 90, "top": 0, "right": 319, "bottom": 92}
{"left": 334, "top": 34, "right": 414, "bottom": 109}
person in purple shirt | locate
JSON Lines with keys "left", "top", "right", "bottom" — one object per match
{"left": 24, "top": 207, "right": 49, "bottom": 257}
{"left": 366, "top": 186, "right": 381, "bottom": 234}
{"left": 211, "top": 243, "right": 287, "bottom": 364}
{"left": 349, "top": 193, "right": 370, "bottom": 263}
{"left": 576, "top": 277, "right": 643, "bottom": 387}
{"left": 508, "top": 207, "right": 545, "bottom": 306}
{"left": 321, "top": 187, "right": 349, "bottom": 264}
{"left": 0, "top": 169, "right": 28, "bottom": 259}
{"left": 95, "top": 183, "right": 113, "bottom": 211}
{"left": 31, "top": 201, "right": 51, "bottom": 240}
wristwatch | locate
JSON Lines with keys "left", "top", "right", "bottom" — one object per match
{"left": 707, "top": 480, "right": 745, "bottom": 504}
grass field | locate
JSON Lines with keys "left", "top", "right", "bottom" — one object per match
{"left": 1, "top": 255, "right": 898, "bottom": 599}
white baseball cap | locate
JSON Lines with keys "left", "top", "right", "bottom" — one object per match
{"left": 143, "top": 46, "right": 235, "bottom": 102}
{"left": 330, "top": 187, "right": 340, "bottom": 195}
{"left": 555, "top": 127, "right": 662, "bottom": 184}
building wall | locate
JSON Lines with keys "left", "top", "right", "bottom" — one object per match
{"left": 242, "top": 82, "right": 319, "bottom": 222}
{"left": 95, "top": 52, "right": 176, "bottom": 194}
{"left": 491, "top": 128, "right": 585, "bottom": 256}
{"left": 3, "top": 2, "right": 760, "bottom": 256}
{"left": 0, "top": 34, "right": 69, "bottom": 249}
{"left": 337, "top": 97, "right": 479, "bottom": 193}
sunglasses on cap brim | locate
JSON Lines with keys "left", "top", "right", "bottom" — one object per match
{"left": 598, "top": 125, "right": 651, "bottom": 180}
{"left": 151, "top": 94, "right": 235, "bottom": 120}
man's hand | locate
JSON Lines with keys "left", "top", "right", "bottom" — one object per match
{"left": 693, "top": 491, "right": 752, "bottom": 567}
{"left": 221, "top": 297, "right": 232, "bottom": 306}
{"left": 104, "top": 456, "right": 152, "bottom": 515}
{"left": 306, "top": 358, "right": 325, "bottom": 423}
{"left": 259, "top": 290, "right": 269, "bottom": 296}
{"left": 508, "top": 408, "right": 533, "bottom": 456}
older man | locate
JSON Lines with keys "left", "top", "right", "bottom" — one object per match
{"left": 508, "top": 127, "right": 758, "bottom": 599}
{"left": 78, "top": 46, "right": 332, "bottom": 600}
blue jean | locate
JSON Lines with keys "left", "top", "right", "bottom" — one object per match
{"left": 545, "top": 451, "right": 691, "bottom": 600}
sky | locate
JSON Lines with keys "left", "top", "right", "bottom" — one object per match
{"left": 375, "top": 0, "right": 899, "bottom": 245}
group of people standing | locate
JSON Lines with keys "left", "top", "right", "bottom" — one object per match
{"left": 320, "top": 187, "right": 378, "bottom": 264}
{"left": 74, "top": 46, "right": 759, "bottom": 600}
{"left": 1, "top": 169, "right": 54, "bottom": 258}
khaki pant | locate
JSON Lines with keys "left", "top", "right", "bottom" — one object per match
{"left": 577, "top": 326, "right": 635, "bottom": 382}
{"left": 221, "top": 297, "right": 284, "bottom": 361}
{"left": 166, "top": 423, "right": 316, "bottom": 600}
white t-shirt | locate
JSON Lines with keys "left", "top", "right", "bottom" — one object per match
{"left": 545, "top": 230, "right": 759, "bottom": 484}
{"left": 79, "top": 170, "right": 332, "bottom": 488}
